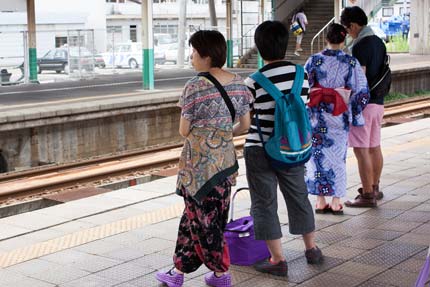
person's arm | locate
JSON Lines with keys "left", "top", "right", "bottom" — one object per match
{"left": 177, "top": 81, "right": 195, "bottom": 138}
{"left": 233, "top": 111, "right": 251, "bottom": 136}
{"left": 179, "top": 116, "right": 191, "bottom": 137}
{"left": 350, "top": 56, "right": 370, "bottom": 126}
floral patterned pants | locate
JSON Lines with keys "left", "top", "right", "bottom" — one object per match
{"left": 173, "top": 181, "right": 231, "bottom": 273}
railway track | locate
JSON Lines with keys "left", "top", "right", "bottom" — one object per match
{"left": 0, "top": 96, "right": 429, "bottom": 203}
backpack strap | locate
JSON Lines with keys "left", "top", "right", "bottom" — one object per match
{"left": 198, "top": 72, "right": 236, "bottom": 122}
{"left": 250, "top": 65, "right": 305, "bottom": 144}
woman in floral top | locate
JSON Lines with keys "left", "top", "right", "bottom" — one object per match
{"left": 156, "top": 30, "right": 253, "bottom": 287}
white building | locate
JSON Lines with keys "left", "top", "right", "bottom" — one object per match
{"left": 0, "top": 0, "right": 262, "bottom": 67}
{"left": 0, "top": 0, "right": 106, "bottom": 66}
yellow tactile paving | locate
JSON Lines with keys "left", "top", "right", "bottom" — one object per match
{"left": 0, "top": 136, "right": 427, "bottom": 268}
{"left": 0, "top": 202, "right": 184, "bottom": 268}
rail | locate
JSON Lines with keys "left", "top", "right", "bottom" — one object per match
{"left": 1, "top": 95, "right": 430, "bottom": 201}
{"left": 310, "top": 17, "right": 335, "bottom": 55}
{"left": 0, "top": 135, "right": 247, "bottom": 200}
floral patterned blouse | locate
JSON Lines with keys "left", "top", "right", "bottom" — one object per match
{"left": 176, "top": 74, "right": 254, "bottom": 202}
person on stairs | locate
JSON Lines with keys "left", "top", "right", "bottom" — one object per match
{"left": 292, "top": 8, "right": 308, "bottom": 56}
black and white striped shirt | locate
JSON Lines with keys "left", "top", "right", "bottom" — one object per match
{"left": 244, "top": 61, "right": 309, "bottom": 147}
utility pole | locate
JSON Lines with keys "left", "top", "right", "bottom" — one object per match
{"left": 226, "top": 0, "right": 233, "bottom": 67}
{"left": 177, "top": 0, "right": 187, "bottom": 67}
{"left": 141, "top": 0, "right": 154, "bottom": 89}
{"left": 334, "top": 0, "right": 341, "bottom": 22}
{"left": 257, "top": 0, "right": 264, "bottom": 68}
{"left": 26, "top": 0, "right": 37, "bottom": 83}
{"left": 208, "top": 0, "right": 218, "bottom": 29}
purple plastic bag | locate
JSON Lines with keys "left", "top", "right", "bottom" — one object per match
{"left": 224, "top": 188, "right": 270, "bottom": 266}
{"left": 415, "top": 246, "right": 430, "bottom": 287}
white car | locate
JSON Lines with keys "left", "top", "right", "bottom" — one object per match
{"left": 164, "top": 43, "right": 190, "bottom": 64}
{"left": 102, "top": 42, "right": 165, "bottom": 69}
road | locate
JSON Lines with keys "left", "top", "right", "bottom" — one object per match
{"left": 0, "top": 67, "right": 254, "bottom": 106}
{"left": 1, "top": 53, "right": 429, "bottom": 107}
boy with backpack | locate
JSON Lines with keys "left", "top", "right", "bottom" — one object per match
{"left": 244, "top": 20, "right": 323, "bottom": 277}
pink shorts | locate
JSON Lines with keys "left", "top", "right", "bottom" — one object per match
{"left": 349, "top": 104, "right": 384, "bottom": 148}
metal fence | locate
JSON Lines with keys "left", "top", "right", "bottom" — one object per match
{"left": 0, "top": 29, "right": 97, "bottom": 86}
{"left": 0, "top": 27, "right": 244, "bottom": 86}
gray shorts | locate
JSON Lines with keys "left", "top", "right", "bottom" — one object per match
{"left": 244, "top": 146, "right": 315, "bottom": 240}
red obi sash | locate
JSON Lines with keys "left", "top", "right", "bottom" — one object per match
{"left": 308, "top": 83, "right": 351, "bottom": 116}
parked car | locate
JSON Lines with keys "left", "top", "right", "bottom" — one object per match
{"left": 164, "top": 43, "right": 190, "bottom": 64}
{"left": 368, "top": 23, "right": 390, "bottom": 43}
{"left": 103, "top": 42, "right": 165, "bottom": 69}
{"left": 35, "top": 47, "right": 95, "bottom": 74}
{"left": 94, "top": 53, "right": 106, "bottom": 68}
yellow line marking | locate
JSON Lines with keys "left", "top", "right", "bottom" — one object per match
{"left": 0, "top": 137, "right": 428, "bottom": 267}
{"left": 0, "top": 202, "right": 184, "bottom": 268}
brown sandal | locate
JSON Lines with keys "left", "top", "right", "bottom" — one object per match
{"left": 330, "top": 204, "right": 344, "bottom": 215}
{"left": 315, "top": 204, "right": 331, "bottom": 214}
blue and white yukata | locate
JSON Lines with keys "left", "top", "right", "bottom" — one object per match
{"left": 304, "top": 49, "right": 370, "bottom": 198}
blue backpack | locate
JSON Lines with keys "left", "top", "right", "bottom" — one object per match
{"left": 250, "top": 65, "right": 312, "bottom": 169}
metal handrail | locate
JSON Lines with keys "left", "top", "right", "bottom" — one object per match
{"left": 310, "top": 17, "right": 335, "bottom": 55}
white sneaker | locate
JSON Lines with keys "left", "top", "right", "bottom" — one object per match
{"left": 296, "top": 48, "right": 303, "bottom": 52}
{"left": 294, "top": 51, "right": 300, "bottom": 56}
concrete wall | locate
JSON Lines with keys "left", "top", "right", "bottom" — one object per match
{"left": 391, "top": 66, "right": 430, "bottom": 94}
{"left": 0, "top": 66, "right": 428, "bottom": 173}
{"left": 0, "top": 92, "right": 182, "bottom": 172}
{"left": 409, "top": 0, "right": 430, "bottom": 55}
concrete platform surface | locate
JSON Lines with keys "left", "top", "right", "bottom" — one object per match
{"left": 0, "top": 118, "right": 429, "bottom": 287}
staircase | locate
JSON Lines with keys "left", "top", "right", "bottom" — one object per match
{"left": 238, "top": 0, "right": 334, "bottom": 68}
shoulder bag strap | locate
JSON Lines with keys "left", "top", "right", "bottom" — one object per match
{"left": 370, "top": 54, "right": 390, "bottom": 92}
{"left": 291, "top": 64, "right": 304, "bottom": 96}
{"left": 198, "top": 72, "right": 235, "bottom": 122}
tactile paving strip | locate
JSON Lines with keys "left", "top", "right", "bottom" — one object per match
{"left": 370, "top": 268, "right": 420, "bottom": 286}
{"left": 0, "top": 190, "right": 254, "bottom": 268}
{"left": 299, "top": 271, "right": 365, "bottom": 287}
{"left": 287, "top": 256, "right": 344, "bottom": 283}
{"left": 352, "top": 250, "right": 406, "bottom": 267}
{"left": 0, "top": 202, "right": 184, "bottom": 268}
{"left": 355, "top": 229, "right": 405, "bottom": 241}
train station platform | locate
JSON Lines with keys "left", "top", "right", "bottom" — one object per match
{"left": 0, "top": 119, "right": 428, "bottom": 286}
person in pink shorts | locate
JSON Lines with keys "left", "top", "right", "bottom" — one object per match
{"left": 341, "top": 6, "right": 389, "bottom": 207}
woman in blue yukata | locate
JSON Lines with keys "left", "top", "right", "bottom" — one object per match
{"left": 304, "top": 23, "right": 369, "bottom": 215}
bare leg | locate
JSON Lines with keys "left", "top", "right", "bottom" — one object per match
{"left": 302, "top": 231, "right": 316, "bottom": 250}
{"left": 331, "top": 197, "right": 341, "bottom": 211}
{"left": 353, "top": 147, "right": 374, "bottom": 193}
{"left": 266, "top": 239, "right": 285, "bottom": 262}
{"left": 316, "top": 195, "right": 326, "bottom": 209}
{"left": 369, "top": 146, "right": 383, "bottom": 186}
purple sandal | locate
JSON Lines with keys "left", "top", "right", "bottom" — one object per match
{"left": 155, "top": 268, "right": 184, "bottom": 287}
{"left": 204, "top": 272, "right": 232, "bottom": 287}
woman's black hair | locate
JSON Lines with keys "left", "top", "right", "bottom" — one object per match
{"left": 254, "top": 20, "right": 288, "bottom": 61}
{"left": 188, "top": 30, "right": 226, "bottom": 68}
{"left": 340, "top": 6, "right": 368, "bottom": 28}
{"left": 326, "top": 23, "right": 347, "bottom": 44}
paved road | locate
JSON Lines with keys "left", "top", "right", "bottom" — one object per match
{"left": 0, "top": 67, "right": 254, "bottom": 106}
{"left": 0, "top": 53, "right": 429, "bottom": 107}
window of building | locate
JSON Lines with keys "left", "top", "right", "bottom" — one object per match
{"left": 55, "top": 36, "right": 67, "bottom": 47}
{"left": 382, "top": 8, "right": 394, "bottom": 17}
{"left": 130, "top": 25, "right": 137, "bottom": 42}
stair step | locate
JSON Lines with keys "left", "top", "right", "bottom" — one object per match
{"left": 239, "top": 0, "right": 334, "bottom": 67}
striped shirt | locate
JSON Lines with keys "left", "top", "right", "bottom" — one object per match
{"left": 244, "top": 61, "right": 309, "bottom": 147}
